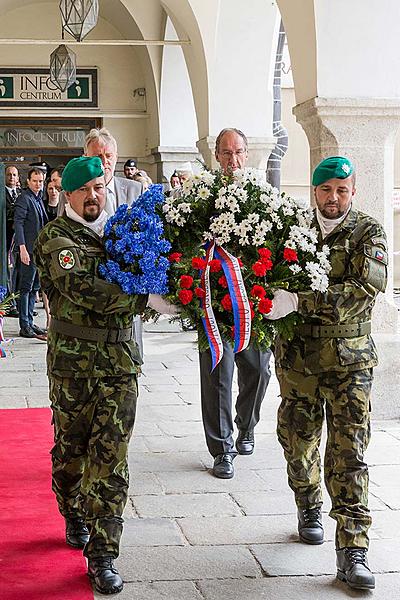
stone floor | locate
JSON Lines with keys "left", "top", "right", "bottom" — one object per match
{"left": 1, "top": 309, "right": 400, "bottom": 599}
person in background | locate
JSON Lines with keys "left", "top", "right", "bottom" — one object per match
{"left": 50, "top": 166, "right": 64, "bottom": 191}
{"left": 13, "top": 167, "right": 48, "bottom": 340}
{"left": 45, "top": 179, "right": 61, "bottom": 221}
{"left": 168, "top": 171, "right": 181, "bottom": 194}
{"left": 5, "top": 165, "right": 21, "bottom": 317}
{"left": 123, "top": 159, "right": 138, "bottom": 180}
{"left": 266, "top": 156, "right": 387, "bottom": 591}
{"left": 133, "top": 170, "right": 152, "bottom": 191}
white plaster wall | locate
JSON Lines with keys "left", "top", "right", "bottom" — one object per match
{"left": 208, "top": 0, "right": 277, "bottom": 136}
{"left": 314, "top": 0, "right": 400, "bottom": 99}
{"left": 159, "top": 17, "right": 198, "bottom": 147}
{"left": 281, "top": 88, "right": 309, "bottom": 203}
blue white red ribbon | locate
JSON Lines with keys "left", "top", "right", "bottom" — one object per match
{"left": 200, "top": 242, "right": 224, "bottom": 370}
{"left": 0, "top": 317, "right": 7, "bottom": 357}
{"left": 200, "top": 240, "right": 251, "bottom": 370}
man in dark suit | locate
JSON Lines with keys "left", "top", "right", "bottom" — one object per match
{"left": 5, "top": 165, "right": 21, "bottom": 317}
{"left": 199, "top": 128, "right": 272, "bottom": 479}
{"left": 14, "top": 167, "right": 48, "bottom": 339}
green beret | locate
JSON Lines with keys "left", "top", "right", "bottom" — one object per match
{"left": 312, "top": 156, "right": 354, "bottom": 186}
{"left": 62, "top": 156, "right": 104, "bottom": 192}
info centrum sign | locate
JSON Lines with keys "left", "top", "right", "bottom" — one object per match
{"left": 0, "top": 68, "right": 98, "bottom": 108}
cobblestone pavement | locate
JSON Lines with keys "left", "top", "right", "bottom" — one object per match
{"left": 2, "top": 310, "right": 400, "bottom": 599}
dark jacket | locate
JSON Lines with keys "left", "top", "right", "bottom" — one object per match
{"left": 5, "top": 187, "right": 20, "bottom": 250}
{"left": 14, "top": 188, "right": 48, "bottom": 254}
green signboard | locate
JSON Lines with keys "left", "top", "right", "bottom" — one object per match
{"left": 0, "top": 68, "right": 98, "bottom": 108}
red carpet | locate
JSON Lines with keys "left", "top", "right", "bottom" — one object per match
{"left": 0, "top": 408, "right": 93, "bottom": 600}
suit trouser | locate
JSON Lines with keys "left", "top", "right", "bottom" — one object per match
{"left": 276, "top": 367, "right": 372, "bottom": 549}
{"left": 199, "top": 341, "right": 272, "bottom": 456}
{"left": 18, "top": 257, "right": 40, "bottom": 329}
{"left": 49, "top": 373, "right": 137, "bottom": 559}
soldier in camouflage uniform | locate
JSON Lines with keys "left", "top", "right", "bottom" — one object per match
{"left": 265, "top": 156, "right": 387, "bottom": 591}
{"left": 34, "top": 156, "right": 145, "bottom": 595}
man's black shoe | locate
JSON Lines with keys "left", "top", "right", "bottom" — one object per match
{"left": 297, "top": 507, "right": 324, "bottom": 544}
{"left": 65, "top": 517, "right": 90, "bottom": 549}
{"left": 31, "top": 324, "right": 47, "bottom": 335}
{"left": 336, "top": 547, "right": 375, "bottom": 590}
{"left": 20, "top": 326, "right": 38, "bottom": 338}
{"left": 236, "top": 430, "right": 254, "bottom": 455}
{"left": 212, "top": 453, "right": 235, "bottom": 479}
{"left": 6, "top": 307, "right": 19, "bottom": 318}
{"left": 19, "top": 326, "right": 47, "bottom": 341}
{"left": 88, "top": 557, "right": 123, "bottom": 595}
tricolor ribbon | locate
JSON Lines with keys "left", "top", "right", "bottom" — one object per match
{"left": 200, "top": 240, "right": 251, "bottom": 370}
{"left": 0, "top": 316, "right": 8, "bottom": 357}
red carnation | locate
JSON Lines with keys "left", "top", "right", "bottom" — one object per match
{"left": 168, "top": 252, "right": 182, "bottom": 263}
{"left": 237, "top": 257, "right": 244, "bottom": 267}
{"left": 221, "top": 294, "right": 232, "bottom": 311}
{"left": 179, "top": 275, "right": 194, "bottom": 289}
{"left": 258, "top": 247, "right": 272, "bottom": 259}
{"left": 283, "top": 247, "right": 298, "bottom": 263}
{"left": 218, "top": 275, "right": 228, "bottom": 288}
{"left": 250, "top": 285, "right": 266, "bottom": 299}
{"left": 192, "top": 257, "right": 206, "bottom": 270}
{"left": 252, "top": 261, "right": 268, "bottom": 277}
{"left": 195, "top": 287, "right": 206, "bottom": 298}
{"left": 178, "top": 289, "right": 193, "bottom": 305}
{"left": 260, "top": 258, "right": 273, "bottom": 271}
{"left": 209, "top": 259, "right": 222, "bottom": 272}
{"left": 258, "top": 297, "right": 273, "bottom": 314}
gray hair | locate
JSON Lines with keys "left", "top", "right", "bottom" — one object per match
{"left": 215, "top": 128, "right": 248, "bottom": 154}
{"left": 84, "top": 127, "right": 118, "bottom": 154}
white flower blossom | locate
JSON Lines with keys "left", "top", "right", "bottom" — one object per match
{"left": 289, "top": 263, "right": 302, "bottom": 274}
{"left": 197, "top": 186, "right": 211, "bottom": 200}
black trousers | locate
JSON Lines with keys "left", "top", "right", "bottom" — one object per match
{"left": 199, "top": 340, "right": 271, "bottom": 456}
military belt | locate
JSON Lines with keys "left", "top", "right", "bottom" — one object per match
{"left": 297, "top": 321, "right": 371, "bottom": 338}
{"left": 50, "top": 318, "right": 133, "bottom": 343}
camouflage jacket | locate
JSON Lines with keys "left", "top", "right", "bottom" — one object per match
{"left": 274, "top": 208, "right": 388, "bottom": 374}
{"left": 33, "top": 216, "right": 146, "bottom": 378}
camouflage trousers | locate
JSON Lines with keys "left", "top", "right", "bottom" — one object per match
{"left": 49, "top": 374, "right": 137, "bottom": 559}
{"left": 276, "top": 367, "right": 373, "bottom": 549}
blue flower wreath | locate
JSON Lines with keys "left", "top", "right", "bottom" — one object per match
{"left": 99, "top": 184, "right": 172, "bottom": 295}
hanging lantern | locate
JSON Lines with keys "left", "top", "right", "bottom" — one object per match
{"left": 49, "top": 44, "right": 77, "bottom": 92}
{"left": 59, "top": 0, "right": 99, "bottom": 42}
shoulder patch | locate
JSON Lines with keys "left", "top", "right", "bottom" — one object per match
{"left": 58, "top": 249, "right": 75, "bottom": 270}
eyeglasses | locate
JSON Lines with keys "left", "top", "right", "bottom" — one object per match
{"left": 220, "top": 149, "right": 247, "bottom": 158}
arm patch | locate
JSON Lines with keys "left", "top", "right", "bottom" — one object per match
{"left": 361, "top": 244, "right": 387, "bottom": 292}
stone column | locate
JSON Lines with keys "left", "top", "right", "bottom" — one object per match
{"left": 197, "top": 135, "right": 276, "bottom": 174}
{"left": 294, "top": 97, "right": 400, "bottom": 418}
{"left": 148, "top": 146, "right": 201, "bottom": 184}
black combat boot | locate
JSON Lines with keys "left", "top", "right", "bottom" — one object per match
{"left": 88, "top": 557, "right": 124, "bottom": 594}
{"left": 336, "top": 547, "right": 375, "bottom": 590}
{"left": 235, "top": 430, "right": 255, "bottom": 455}
{"left": 297, "top": 507, "right": 324, "bottom": 544}
{"left": 65, "top": 516, "right": 90, "bottom": 549}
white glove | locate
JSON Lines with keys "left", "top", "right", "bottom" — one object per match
{"left": 264, "top": 289, "right": 298, "bottom": 320}
{"left": 147, "top": 294, "right": 181, "bottom": 315}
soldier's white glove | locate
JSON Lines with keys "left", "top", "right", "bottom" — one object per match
{"left": 264, "top": 289, "right": 298, "bottom": 320}
{"left": 147, "top": 294, "right": 181, "bottom": 315}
